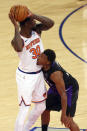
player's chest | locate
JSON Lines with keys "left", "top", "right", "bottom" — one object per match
{"left": 23, "top": 34, "right": 42, "bottom": 59}
{"left": 25, "top": 36, "right": 41, "bottom": 49}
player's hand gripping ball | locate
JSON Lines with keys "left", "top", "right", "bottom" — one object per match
{"left": 10, "top": 5, "right": 32, "bottom": 22}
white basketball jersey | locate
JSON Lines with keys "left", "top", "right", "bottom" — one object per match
{"left": 17, "top": 31, "right": 44, "bottom": 72}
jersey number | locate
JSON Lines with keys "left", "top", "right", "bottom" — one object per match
{"left": 30, "top": 45, "right": 41, "bottom": 59}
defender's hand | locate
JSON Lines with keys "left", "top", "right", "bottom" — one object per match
{"left": 61, "top": 114, "right": 71, "bottom": 128}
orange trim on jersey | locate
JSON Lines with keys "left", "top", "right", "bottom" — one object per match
{"left": 19, "top": 96, "right": 31, "bottom": 106}
{"left": 32, "top": 98, "right": 47, "bottom": 103}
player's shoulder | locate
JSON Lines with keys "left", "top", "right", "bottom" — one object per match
{"left": 52, "top": 61, "right": 61, "bottom": 69}
{"left": 49, "top": 62, "right": 62, "bottom": 75}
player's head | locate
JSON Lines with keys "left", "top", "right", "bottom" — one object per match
{"left": 19, "top": 17, "right": 36, "bottom": 28}
{"left": 37, "top": 49, "right": 56, "bottom": 66}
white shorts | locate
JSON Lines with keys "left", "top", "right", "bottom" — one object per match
{"left": 16, "top": 68, "right": 47, "bottom": 106}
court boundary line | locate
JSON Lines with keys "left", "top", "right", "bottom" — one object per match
{"left": 59, "top": 4, "right": 87, "bottom": 64}
{"left": 30, "top": 127, "right": 86, "bottom": 131}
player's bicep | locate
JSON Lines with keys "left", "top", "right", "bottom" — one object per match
{"left": 33, "top": 24, "right": 49, "bottom": 36}
{"left": 50, "top": 71, "right": 66, "bottom": 95}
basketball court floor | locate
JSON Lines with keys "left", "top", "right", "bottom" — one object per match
{"left": 0, "top": 0, "right": 87, "bottom": 131}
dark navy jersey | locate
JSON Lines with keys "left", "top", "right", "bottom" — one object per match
{"left": 42, "top": 61, "right": 79, "bottom": 94}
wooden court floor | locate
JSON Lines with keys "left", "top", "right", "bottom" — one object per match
{"left": 0, "top": 0, "right": 87, "bottom": 131}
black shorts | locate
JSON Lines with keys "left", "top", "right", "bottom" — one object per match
{"left": 46, "top": 82, "right": 79, "bottom": 117}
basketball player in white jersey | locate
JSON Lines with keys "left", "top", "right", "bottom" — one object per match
{"left": 9, "top": 9, "right": 54, "bottom": 131}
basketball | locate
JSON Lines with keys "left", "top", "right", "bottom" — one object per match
{"left": 10, "top": 5, "right": 30, "bottom": 22}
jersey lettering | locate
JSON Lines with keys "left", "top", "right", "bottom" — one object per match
{"left": 26, "top": 38, "right": 40, "bottom": 50}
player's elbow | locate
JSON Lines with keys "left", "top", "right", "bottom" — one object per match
{"left": 51, "top": 20, "right": 55, "bottom": 27}
{"left": 11, "top": 40, "right": 23, "bottom": 52}
{"left": 61, "top": 92, "right": 67, "bottom": 101}
{"left": 48, "top": 20, "right": 54, "bottom": 29}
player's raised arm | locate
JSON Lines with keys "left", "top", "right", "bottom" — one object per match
{"left": 32, "top": 14, "right": 54, "bottom": 35}
{"left": 9, "top": 13, "right": 24, "bottom": 52}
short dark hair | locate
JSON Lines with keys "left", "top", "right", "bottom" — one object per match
{"left": 43, "top": 49, "right": 56, "bottom": 64}
{"left": 19, "top": 17, "right": 30, "bottom": 27}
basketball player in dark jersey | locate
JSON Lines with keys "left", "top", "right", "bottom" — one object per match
{"left": 37, "top": 49, "right": 80, "bottom": 131}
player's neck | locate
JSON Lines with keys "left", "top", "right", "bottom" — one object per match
{"left": 43, "top": 64, "right": 51, "bottom": 71}
{"left": 20, "top": 28, "right": 32, "bottom": 38}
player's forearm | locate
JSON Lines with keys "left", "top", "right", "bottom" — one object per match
{"left": 12, "top": 26, "right": 23, "bottom": 52}
{"left": 56, "top": 83, "right": 67, "bottom": 115}
{"left": 32, "top": 14, "right": 54, "bottom": 29}
{"left": 61, "top": 92, "right": 67, "bottom": 115}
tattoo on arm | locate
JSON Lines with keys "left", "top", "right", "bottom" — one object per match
{"left": 32, "top": 14, "right": 54, "bottom": 34}
{"left": 11, "top": 26, "right": 24, "bottom": 52}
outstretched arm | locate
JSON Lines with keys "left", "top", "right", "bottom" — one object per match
{"left": 32, "top": 14, "right": 54, "bottom": 35}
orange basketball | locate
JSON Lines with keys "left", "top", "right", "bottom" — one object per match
{"left": 10, "top": 5, "right": 30, "bottom": 22}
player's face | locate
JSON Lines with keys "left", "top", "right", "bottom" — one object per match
{"left": 37, "top": 53, "right": 50, "bottom": 66}
{"left": 25, "top": 18, "right": 36, "bottom": 28}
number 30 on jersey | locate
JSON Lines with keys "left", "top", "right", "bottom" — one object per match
{"left": 30, "top": 45, "right": 41, "bottom": 59}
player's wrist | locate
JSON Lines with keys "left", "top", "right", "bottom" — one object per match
{"left": 15, "top": 24, "right": 19, "bottom": 31}
{"left": 61, "top": 111, "right": 66, "bottom": 116}
{"left": 27, "top": 9, "right": 34, "bottom": 18}
{"left": 31, "top": 13, "right": 37, "bottom": 19}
